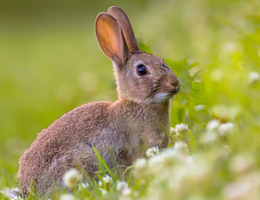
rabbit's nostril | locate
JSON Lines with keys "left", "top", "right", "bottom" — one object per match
{"left": 170, "top": 79, "right": 180, "bottom": 88}
{"left": 168, "top": 72, "right": 180, "bottom": 93}
{"left": 170, "top": 81, "right": 180, "bottom": 94}
{"left": 175, "top": 82, "right": 180, "bottom": 92}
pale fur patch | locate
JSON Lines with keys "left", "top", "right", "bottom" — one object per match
{"left": 150, "top": 93, "right": 171, "bottom": 103}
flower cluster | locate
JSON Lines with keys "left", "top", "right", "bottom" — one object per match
{"left": 170, "top": 123, "right": 189, "bottom": 143}
{"left": 146, "top": 146, "right": 159, "bottom": 157}
{"left": 200, "top": 119, "right": 235, "bottom": 145}
{"left": 116, "top": 181, "right": 132, "bottom": 196}
{"left": 98, "top": 175, "right": 113, "bottom": 187}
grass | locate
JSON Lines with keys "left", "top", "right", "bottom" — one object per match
{"left": 1, "top": 0, "right": 260, "bottom": 199}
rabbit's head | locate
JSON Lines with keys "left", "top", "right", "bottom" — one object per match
{"left": 96, "top": 6, "right": 180, "bottom": 103}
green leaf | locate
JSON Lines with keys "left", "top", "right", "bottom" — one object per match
{"left": 187, "top": 61, "right": 199, "bottom": 70}
{"left": 137, "top": 39, "right": 152, "bottom": 54}
{"left": 191, "top": 70, "right": 202, "bottom": 81}
{"left": 92, "top": 146, "right": 116, "bottom": 179}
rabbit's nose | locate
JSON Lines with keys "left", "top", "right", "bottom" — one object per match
{"left": 169, "top": 76, "right": 180, "bottom": 93}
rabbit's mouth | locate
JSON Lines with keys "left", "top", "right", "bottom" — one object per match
{"left": 165, "top": 91, "right": 178, "bottom": 99}
{"left": 152, "top": 82, "right": 180, "bottom": 102}
{"left": 151, "top": 92, "right": 176, "bottom": 103}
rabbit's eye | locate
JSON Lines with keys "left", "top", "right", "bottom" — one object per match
{"left": 137, "top": 65, "right": 147, "bottom": 76}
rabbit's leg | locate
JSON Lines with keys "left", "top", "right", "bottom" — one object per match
{"left": 40, "top": 143, "right": 98, "bottom": 194}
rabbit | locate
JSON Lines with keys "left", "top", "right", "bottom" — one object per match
{"left": 18, "top": 6, "right": 180, "bottom": 197}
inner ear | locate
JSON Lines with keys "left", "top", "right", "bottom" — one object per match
{"left": 107, "top": 6, "right": 140, "bottom": 53}
{"left": 95, "top": 13, "right": 130, "bottom": 64}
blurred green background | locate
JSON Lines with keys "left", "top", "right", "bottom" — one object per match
{"left": 0, "top": 0, "right": 259, "bottom": 188}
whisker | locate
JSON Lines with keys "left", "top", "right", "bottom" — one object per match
{"left": 180, "top": 90, "right": 192, "bottom": 100}
{"left": 174, "top": 89, "right": 193, "bottom": 104}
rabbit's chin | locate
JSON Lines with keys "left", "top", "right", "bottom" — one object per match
{"left": 148, "top": 92, "right": 175, "bottom": 103}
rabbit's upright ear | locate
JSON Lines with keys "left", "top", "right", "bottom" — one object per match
{"left": 107, "top": 6, "right": 140, "bottom": 53}
{"left": 96, "top": 13, "right": 130, "bottom": 65}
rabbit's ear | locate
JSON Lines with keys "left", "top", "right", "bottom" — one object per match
{"left": 107, "top": 6, "right": 140, "bottom": 53}
{"left": 96, "top": 13, "right": 130, "bottom": 64}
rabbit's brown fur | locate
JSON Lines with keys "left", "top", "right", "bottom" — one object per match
{"left": 18, "top": 6, "right": 180, "bottom": 196}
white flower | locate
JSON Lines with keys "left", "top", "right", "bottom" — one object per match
{"left": 98, "top": 181, "right": 102, "bottom": 186}
{"left": 188, "top": 159, "right": 211, "bottom": 181}
{"left": 146, "top": 149, "right": 188, "bottom": 174}
{"left": 175, "top": 123, "right": 189, "bottom": 134}
{"left": 200, "top": 131, "right": 218, "bottom": 144}
{"left": 63, "top": 168, "right": 82, "bottom": 189}
{"left": 116, "top": 181, "right": 128, "bottom": 191}
{"left": 194, "top": 104, "right": 206, "bottom": 111}
{"left": 122, "top": 188, "right": 132, "bottom": 196}
{"left": 146, "top": 147, "right": 159, "bottom": 157}
{"left": 116, "top": 181, "right": 132, "bottom": 196}
{"left": 170, "top": 127, "right": 178, "bottom": 142}
{"left": 99, "top": 188, "right": 108, "bottom": 195}
{"left": 78, "top": 182, "right": 89, "bottom": 191}
{"left": 60, "top": 194, "right": 75, "bottom": 200}
{"left": 103, "top": 175, "right": 113, "bottom": 184}
{"left": 206, "top": 120, "right": 220, "bottom": 131}
{"left": 249, "top": 71, "right": 259, "bottom": 84}
{"left": 99, "top": 175, "right": 113, "bottom": 187}
{"left": 219, "top": 123, "right": 234, "bottom": 136}
{"left": 134, "top": 158, "right": 147, "bottom": 170}
{"left": 160, "top": 148, "right": 180, "bottom": 161}
{"left": 173, "top": 141, "right": 189, "bottom": 154}
{"left": 149, "top": 154, "right": 164, "bottom": 165}
{"left": 159, "top": 148, "right": 189, "bottom": 164}
{"left": 147, "top": 154, "right": 165, "bottom": 174}
{"left": 230, "top": 154, "right": 255, "bottom": 176}
{"left": 170, "top": 127, "right": 176, "bottom": 135}
{"left": 169, "top": 158, "right": 211, "bottom": 192}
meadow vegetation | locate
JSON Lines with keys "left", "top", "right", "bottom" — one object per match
{"left": 0, "top": 0, "right": 260, "bottom": 199}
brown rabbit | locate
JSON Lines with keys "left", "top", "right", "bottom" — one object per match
{"left": 18, "top": 6, "right": 180, "bottom": 196}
